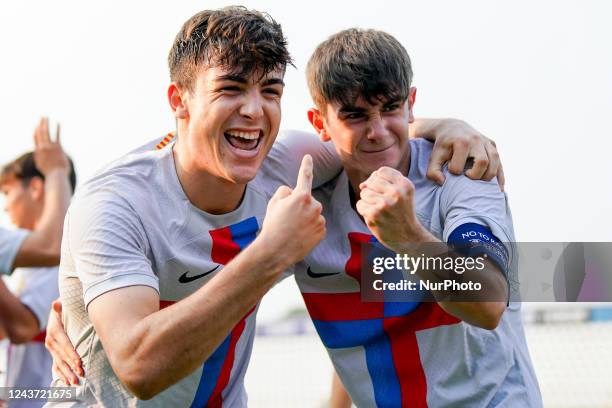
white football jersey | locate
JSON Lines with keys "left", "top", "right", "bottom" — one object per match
{"left": 48, "top": 130, "right": 339, "bottom": 407}
{"left": 295, "top": 139, "right": 542, "bottom": 407}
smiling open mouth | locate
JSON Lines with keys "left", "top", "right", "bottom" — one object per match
{"left": 224, "top": 130, "right": 263, "bottom": 151}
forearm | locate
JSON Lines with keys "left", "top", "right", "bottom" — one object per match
{"left": 409, "top": 118, "right": 446, "bottom": 141}
{"left": 395, "top": 231, "right": 507, "bottom": 330}
{"left": 29, "top": 170, "right": 71, "bottom": 254}
{"left": 0, "top": 280, "right": 40, "bottom": 343}
{"left": 107, "top": 238, "right": 290, "bottom": 399}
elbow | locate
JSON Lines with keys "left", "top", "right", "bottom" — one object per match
{"left": 475, "top": 302, "right": 505, "bottom": 330}
{"left": 127, "top": 383, "right": 158, "bottom": 401}
{"left": 7, "top": 325, "right": 37, "bottom": 344}
{"left": 119, "top": 368, "right": 159, "bottom": 400}
{"left": 45, "top": 246, "right": 62, "bottom": 265}
{"left": 114, "top": 356, "right": 163, "bottom": 400}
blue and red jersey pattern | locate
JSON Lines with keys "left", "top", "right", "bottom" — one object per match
{"left": 160, "top": 217, "right": 259, "bottom": 408}
{"left": 301, "top": 232, "right": 460, "bottom": 407}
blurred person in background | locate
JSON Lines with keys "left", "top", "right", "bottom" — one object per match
{"left": 0, "top": 145, "right": 76, "bottom": 407}
{"left": 0, "top": 118, "right": 71, "bottom": 275}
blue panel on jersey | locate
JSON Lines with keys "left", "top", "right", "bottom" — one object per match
{"left": 364, "top": 336, "right": 403, "bottom": 408}
{"left": 229, "top": 217, "right": 259, "bottom": 250}
{"left": 312, "top": 318, "right": 383, "bottom": 349}
{"left": 314, "top": 318, "right": 402, "bottom": 407}
{"left": 189, "top": 333, "right": 231, "bottom": 408}
{"left": 448, "top": 223, "right": 509, "bottom": 275}
{"left": 384, "top": 301, "right": 420, "bottom": 318}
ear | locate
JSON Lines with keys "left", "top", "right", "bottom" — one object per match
{"left": 307, "top": 108, "right": 330, "bottom": 142}
{"left": 408, "top": 87, "right": 417, "bottom": 124}
{"left": 168, "top": 83, "right": 189, "bottom": 120}
{"left": 28, "top": 177, "right": 45, "bottom": 201}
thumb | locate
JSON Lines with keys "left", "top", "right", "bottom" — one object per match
{"left": 294, "top": 154, "right": 313, "bottom": 193}
{"left": 270, "top": 185, "right": 292, "bottom": 205}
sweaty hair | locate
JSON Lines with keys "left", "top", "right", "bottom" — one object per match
{"left": 168, "top": 6, "right": 293, "bottom": 89}
{"left": 0, "top": 152, "right": 77, "bottom": 194}
{"left": 306, "top": 28, "right": 413, "bottom": 109}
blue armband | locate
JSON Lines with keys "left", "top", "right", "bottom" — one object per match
{"left": 448, "top": 223, "right": 509, "bottom": 276}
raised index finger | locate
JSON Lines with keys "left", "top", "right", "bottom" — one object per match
{"left": 295, "top": 154, "right": 313, "bottom": 193}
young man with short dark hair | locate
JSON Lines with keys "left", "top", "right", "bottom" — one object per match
{"left": 0, "top": 118, "right": 71, "bottom": 275}
{"left": 299, "top": 28, "right": 542, "bottom": 407}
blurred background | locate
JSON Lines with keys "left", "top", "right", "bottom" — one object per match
{"left": 1, "top": 0, "right": 611, "bottom": 406}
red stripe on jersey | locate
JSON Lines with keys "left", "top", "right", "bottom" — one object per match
{"left": 206, "top": 306, "right": 256, "bottom": 408}
{"left": 345, "top": 232, "right": 373, "bottom": 283}
{"left": 384, "top": 303, "right": 460, "bottom": 407}
{"left": 383, "top": 321, "right": 427, "bottom": 408}
{"left": 398, "top": 301, "right": 460, "bottom": 329}
{"left": 302, "top": 292, "right": 384, "bottom": 321}
{"left": 210, "top": 227, "right": 241, "bottom": 265}
{"left": 160, "top": 300, "right": 176, "bottom": 309}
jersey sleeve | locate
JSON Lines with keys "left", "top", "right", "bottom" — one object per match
{"left": 257, "top": 130, "right": 341, "bottom": 198}
{"left": 64, "top": 191, "right": 158, "bottom": 308}
{"left": 440, "top": 172, "right": 515, "bottom": 275}
{"left": 19, "top": 268, "right": 59, "bottom": 329}
{"left": 0, "top": 227, "right": 29, "bottom": 275}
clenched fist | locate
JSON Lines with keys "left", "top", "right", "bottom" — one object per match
{"left": 357, "top": 167, "right": 432, "bottom": 251}
{"left": 259, "top": 155, "right": 326, "bottom": 265}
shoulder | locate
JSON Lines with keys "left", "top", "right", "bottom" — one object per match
{"left": 408, "top": 138, "right": 434, "bottom": 177}
{"left": 77, "top": 144, "right": 172, "bottom": 208}
{"left": 66, "top": 150, "right": 164, "bottom": 243}
{"left": 438, "top": 165, "right": 514, "bottom": 244}
{"left": 273, "top": 129, "right": 321, "bottom": 149}
{"left": 407, "top": 138, "right": 504, "bottom": 199}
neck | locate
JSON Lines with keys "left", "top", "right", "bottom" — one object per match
{"left": 173, "top": 139, "right": 246, "bottom": 215}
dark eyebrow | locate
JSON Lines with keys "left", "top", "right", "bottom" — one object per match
{"left": 383, "top": 98, "right": 402, "bottom": 106}
{"left": 215, "top": 75, "right": 285, "bottom": 87}
{"left": 261, "top": 78, "right": 285, "bottom": 87}
{"left": 338, "top": 105, "right": 367, "bottom": 114}
{"left": 216, "top": 74, "right": 248, "bottom": 84}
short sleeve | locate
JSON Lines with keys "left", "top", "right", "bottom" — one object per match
{"left": 0, "top": 227, "right": 29, "bottom": 275}
{"left": 440, "top": 172, "right": 516, "bottom": 273}
{"left": 65, "top": 192, "right": 159, "bottom": 307}
{"left": 19, "top": 267, "right": 59, "bottom": 329}
{"left": 257, "top": 130, "right": 341, "bottom": 197}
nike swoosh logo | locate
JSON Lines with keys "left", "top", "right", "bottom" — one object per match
{"left": 306, "top": 267, "right": 340, "bottom": 279}
{"left": 178, "top": 265, "right": 220, "bottom": 283}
